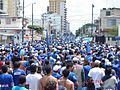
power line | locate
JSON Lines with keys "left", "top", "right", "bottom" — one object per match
{"left": 67, "top": 14, "right": 99, "bottom": 17}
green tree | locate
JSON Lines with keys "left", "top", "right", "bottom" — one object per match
{"left": 75, "top": 23, "right": 96, "bottom": 37}
{"left": 108, "top": 26, "right": 118, "bottom": 36}
{"left": 76, "top": 29, "right": 80, "bottom": 37}
{"left": 27, "top": 25, "right": 44, "bottom": 34}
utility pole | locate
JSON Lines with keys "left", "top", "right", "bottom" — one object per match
{"left": 91, "top": 4, "right": 94, "bottom": 36}
{"left": 22, "top": 0, "right": 25, "bottom": 42}
{"left": 32, "top": 3, "right": 34, "bottom": 42}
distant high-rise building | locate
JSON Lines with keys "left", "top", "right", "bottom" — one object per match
{"left": 49, "top": 0, "right": 65, "bottom": 14}
{"left": 0, "top": 0, "right": 21, "bottom": 16}
{"left": 8, "top": 0, "right": 21, "bottom": 16}
{"left": 49, "top": 0, "right": 67, "bottom": 35}
{"left": 0, "top": 0, "right": 7, "bottom": 14}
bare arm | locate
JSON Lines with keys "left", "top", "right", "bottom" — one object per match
{"left": 71, "top": 83, "right": 74, "bottom": 90}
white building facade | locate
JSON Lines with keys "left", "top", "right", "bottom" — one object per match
{"left": 100, "top": 8, "right": 120, "bottom": 35}
{"left": 0, "top": 15, "right": 28, "bottom": 44}
{"left": 42, "top": 13, "right": 62, "bottom": 38}
{"left": 60, "top": 1, "right": 67, "bottom": 35}
{"left": 0, "top": 0, "right": 21, "bottom": 16}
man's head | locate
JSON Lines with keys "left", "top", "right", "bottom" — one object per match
{"left": 1, "top": 65, "right": 8, "bottom": 73}
{"left": 30, "top": 64, "right": 37, "bottom": 73}
{"left": 105, "top": 69, "right": 112, "bottom": 76}
{"left": 94, "top": 60, "right": 101, "bottom": 67}
{"left": 19, "top": 75, "right": 26, "bottom": 85}
{"left": 13, "top": 61, "right": 20, "bottom": 69}
{"left": 44, "top": 65, "right": 52, "bottom": 75}
{"left": 62, "top": 69, "right": 70, "bottom": 78}
{"left": 66, "top": 62, "right": 74, "bottom": 71}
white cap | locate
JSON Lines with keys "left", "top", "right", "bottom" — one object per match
{"left": 106, "top": 61, "right": 112, "bottom": 66}
{"left": 73, "top": 57, "right": 79, "bottom": 61}
{"left": 95, "top": 60, "right": 101, "bottom": 64}
{"left": 56, "top": 61, "right": 61, "bottom": 65}
{"left": 53, "top": 65, "right": 61, "bottom": 71}
{"left": 81, "top": 58, "right": 84, "bottom": 61}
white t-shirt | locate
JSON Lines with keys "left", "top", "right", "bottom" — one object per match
{"left": 26, "top": 73, "right": 42, "bottom": 90}
{"left": 102, "top": 76, "right": 118, "bottom": 90}
{"left": 88, "top": 67, "right": 105, "bottom": 88}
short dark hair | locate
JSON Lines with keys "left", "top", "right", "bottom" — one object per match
{"left": 62, "top": 69, "right": 70, "bottom": 78}
{"left": 19, "top": 75, "right": 26, "bottom": 84}
{"left": 66, "top": 62, "right": 73, "bottom": 69}
{"left": 30, "top": 65, "right": 37, "bottom": 73}
{"left": 29, "top": 60, "right": 34, "bottom": 65}
{"left": 37, "top": 66, "right": 42, "bottom": 74}
{"left": 44, "top": 65, "right": 52, "bottom": 75}
{"left": 45, "top": 60, "right": 49, "bottom": 65}
{"left": 13, "top": 61, "right": 20, "bottom": 69}
{"left": 5, "top": 61, "right": 10, "bottom": 66}
{"left": 105, "top": 69, "right": 111, "bottom": 75}
{"left": 1, "top": 65, "right": 8, "bottom": 73}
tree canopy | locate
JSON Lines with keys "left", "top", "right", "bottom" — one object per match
{"left": 108, "top": 26, "right": 118, "bottom": 36}
{"left": 75, "top": 23, "right": 96, "bottom": 37}
{"left": 27, "top": 25, "right": 44, "bottom": 34}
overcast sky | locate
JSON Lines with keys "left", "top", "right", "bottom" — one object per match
{"left": 24, "top": 0, "right": 120, "bottom": 34}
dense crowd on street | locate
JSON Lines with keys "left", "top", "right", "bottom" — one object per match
{"left": 0, "top": 40, "right": 120, "bottom": 90}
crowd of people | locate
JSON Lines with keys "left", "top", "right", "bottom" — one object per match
{"left": 0, "top": 40, "right": 120, "bottom": 90}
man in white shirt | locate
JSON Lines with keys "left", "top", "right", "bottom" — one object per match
{"left": 88, "top": 60, "right": 105, "bottom": 90}
{"left": 26, "top": 65, "right": 42, "bottom": 90}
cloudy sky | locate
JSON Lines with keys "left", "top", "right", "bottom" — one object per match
{"left": 24, "top": 0, "right": 120, "bottom": 34}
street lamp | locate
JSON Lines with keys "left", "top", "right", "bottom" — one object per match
{"left": 22, "top": 0, "right": 25, "bottom": 42}
{"left": 32, "top": 3, "right": 36, "bottom": 42}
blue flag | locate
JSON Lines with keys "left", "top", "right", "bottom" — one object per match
{"left": 86, "top": 42, "right": 91, "bottom": 53}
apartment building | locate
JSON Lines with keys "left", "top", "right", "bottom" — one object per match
{"left": 42, "top": 13, "right": 62, "bottom": 38}
{"left": 100, "top": 8, "right": 120, "bottom": 35}
{"left": 0, "top": 15, "right": 29, "bottom": 44}
{"left": 49, "top": 0, "right": 67, "bottom": 36}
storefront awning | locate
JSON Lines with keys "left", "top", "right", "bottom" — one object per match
{"left": 0, "top": 33, "right": 14, "bottom": 36}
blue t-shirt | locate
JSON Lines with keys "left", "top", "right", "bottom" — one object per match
{"left": 68, "top": 72, "right": 77, "bottom": 84}
{"left": 0, "top": 73, "right": 13, "bottom": 90}
{"left": 12, "top": 86, "right": 28, "bottom": 90}
{"left": 85, "top": 55, "right": 92, "bottom": 62}
{"left": 84, "top": 65, "right": 91, "bottom": 81}
{"left": 13, "top": 69, "right": 26, "bottom": 86}
{"left": 52, "top": 72, "right": 61, "bottom": 79}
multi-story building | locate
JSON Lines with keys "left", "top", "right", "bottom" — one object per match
{"left": 0, "top": 0, "right": 25, "bottom": 44}
{"left": 0, "top": 0, "right": 21, "bottom": 16}
{"left": 0, "top": 15, "right": 29, "bottom": 44}
{"left": 49, "top": 0, "right": 67, "bottom": 36}
{"left": 0, "top": 0, "right": 7, "bottom": 14}
{"left": 41, "top": 13, "right": 62, "bottom": 38}
{"left": 66, "top": 21, "right": 70, "bottom": 33}
{"left": 100, "top": 8, "right": 120, "bottom": 35}
{"left": 7, "top": 0, "right": 21, "bottom": 17}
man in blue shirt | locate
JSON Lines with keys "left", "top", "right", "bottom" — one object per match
{"left": 66, "top": 62, "right": 79, "bottom": 90}
{"left": 52, "top": 65, "right": 61, "bottom": 79}
{"left": 0, "top": 65, "right": 14, "bottom": 90}
{"left": 13, "top": 62, "right": 26, "bottom": 86}
{"left": 12, "top": 75, "right": 28, "bottom": 90}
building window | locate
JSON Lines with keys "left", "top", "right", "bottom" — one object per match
{"left": 106, "top": 11, "right": 111, "bottom": 16}
{"left": 12, "top": 18, "right": 16, "bottom": 21}
{"left": 0, "top": 19, "right": 1, "bottom": 24}
{"left": 107, "top": 19, "right": 116, "bottom": 27}
{"left": 6, "top": 18, "right": 11, "bottom": 24}
{"left": 0, "top": 0, "right": 3, "bottom": 10}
